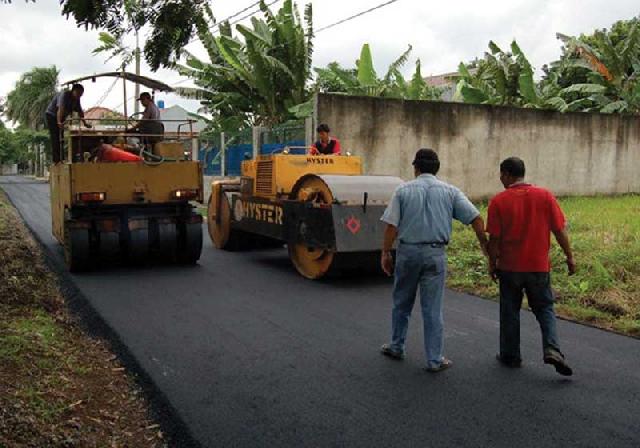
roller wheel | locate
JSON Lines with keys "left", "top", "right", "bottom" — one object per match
{"left": 98, "top": 231, "right": 120, "bottom": 260}
{"left": 157, "top": 220, "right": 177, "bottom": 262}
{"left": 207, "top": 193, "right": 247, "bottom": 251}
{"left": 128, "top": 228, "right": 149, "bottom": 264}
{"left": 178, "top": 220, "right": 203, "bottom": 264}
{"left": 288, "top": 176, "right": 337, "bottom": 279}
{"left": 63, "top": 223, "right": 92, "bottom": 272}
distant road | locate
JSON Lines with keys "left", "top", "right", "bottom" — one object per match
{"left": 2, "top": 175, "right": 639, "bottom": 448}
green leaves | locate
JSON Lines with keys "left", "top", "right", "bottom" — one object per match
{"left": 560, "top": 83, "right": 607, "bottom": 95}
{"left": 4, "top": 66, "right": 59, "bottom": 130}
{"left": 315, "top": 44, "right": 442, "bottom": 101}
{"left": 356, "top": 44, "right": 377, "bottom": 87}
{"left": 173, "top": 0, "right": 314, "bottom": 132}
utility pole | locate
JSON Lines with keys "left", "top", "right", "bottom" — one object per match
{"left": 134, "top": 30, "right": 140, "bottom": 115}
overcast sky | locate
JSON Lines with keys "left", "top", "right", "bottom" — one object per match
{"left": 0, "top": 0, "right": 638, "bottom": 123}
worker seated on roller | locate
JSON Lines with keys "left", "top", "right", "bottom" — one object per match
{"left": 126, "top": 92, "right": 164, "bottom": 144}
{"left": 310, "top": 123, "right": 341, "bottom": 155}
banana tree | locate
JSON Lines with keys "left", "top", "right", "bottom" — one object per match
{"left": 455, "top": 40, "right": 547, "bottom": 107}
{"left": 173, "top": 0, "right": 313, "bottom": 130}
{"left": 314, "top": 43, "right": 442, "bottom": 100}
{"left": 551, "top": 19, "right": 640, "bottom": 113}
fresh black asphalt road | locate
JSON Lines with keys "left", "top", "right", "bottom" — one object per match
{"left": 2, "top": 176, "right": 639, "bottom": 448}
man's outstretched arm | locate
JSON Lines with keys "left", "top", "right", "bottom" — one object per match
{"left": 552, "top": 228, "right": 576, "bottom": 275}
{"left": 470, "top": 215, "right": 488, "bottom": 257}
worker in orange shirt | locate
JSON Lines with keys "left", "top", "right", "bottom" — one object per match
{"left": 310, "top": 123, "right": 341, "bottom": 155}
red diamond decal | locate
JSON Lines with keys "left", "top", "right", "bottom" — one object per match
{"left": 346, "top": 216, "right": 361, "bottom": 234}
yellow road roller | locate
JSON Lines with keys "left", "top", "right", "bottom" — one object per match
{"left": 207, "top": 151, "right": 403, "bottom": 279}
{"left": 50, "top": 72, "right": 203, "bottom": 271}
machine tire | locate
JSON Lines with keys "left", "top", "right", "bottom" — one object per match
{"left": 128, "top": 228, "right": 149, "bottom": 264}
{"left": 157, "top": 220, "right": 178, "bottom": 262}
{"left": 208, "top": 192, "right": 248, "bottom": 251}
{"left": 64, "top": 223, "right": 92, "bottom": 272}
{"left": 98, "top": 231, "right": 120, "bottom": 260}
{"left": 178, "top": 220, "right": 203, "bottom": 264}
{"left": 288, "top": 175, "right": 337, "bottom": 279}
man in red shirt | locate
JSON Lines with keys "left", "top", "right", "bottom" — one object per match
{"left": 487, "top": 157, "right": 576, "bottom": 376}
{"left": 310, "top": 123, "right": 341, "bottom": 155}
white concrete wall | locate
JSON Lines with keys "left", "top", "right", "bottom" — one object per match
{"left": 317, "top": 94, "right": 640, "bottom": 199}
{"left": 0, "top": 164, "right": 18, "bottom": 175}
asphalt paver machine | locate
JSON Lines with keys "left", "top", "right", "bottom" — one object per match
{"left": 50, "top": 72, "right": 203, "bottom": 271}
{"left": 208, "top": 150, "right": 403, "bottom": 279}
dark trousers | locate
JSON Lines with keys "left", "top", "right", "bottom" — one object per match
{"left": 45, "top": 113, "right": 62, "bottom": 163}
{"left": 498, "top": 271, "right": 561, "bottom": 361}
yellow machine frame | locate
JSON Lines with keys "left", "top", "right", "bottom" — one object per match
{"left": 241, "top": 154, "right": 362, "bottom": 199}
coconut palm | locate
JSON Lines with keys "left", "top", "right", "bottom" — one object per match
{"left": 4, "top": 66, "right": 59, "bottom": 130}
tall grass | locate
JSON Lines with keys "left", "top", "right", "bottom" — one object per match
{"left": 447, "top": 195, "right": 640, "bottom": 336}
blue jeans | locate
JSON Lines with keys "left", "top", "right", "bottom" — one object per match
{"left": 498, "top": 271, "right": 561, "bottom": 361}
{"left": 390, "top": 243, "right": 447, "bottom": 368}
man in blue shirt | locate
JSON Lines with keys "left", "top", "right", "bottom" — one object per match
{"left": 44, "top": 83, "right": 90, "bottom": 163}
{"left": 380, "top": 148, "right": 488, "bottom": 372}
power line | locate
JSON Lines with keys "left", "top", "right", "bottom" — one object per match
{"left": 316, "top": 0, "right": 401, "bottom": 33}
{"left": 187, "top": 0, "right": 281, "bottom": 46}
{"left": 227, "top": 0, "right": 280, "bottom": 27}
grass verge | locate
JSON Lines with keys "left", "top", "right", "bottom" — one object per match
{"left": 0, "top": 191, "right": 166, "bottom": 447}
{"left": 447, "top": 194, "right": 640, "bottom": 337}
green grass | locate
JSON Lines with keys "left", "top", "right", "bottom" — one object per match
{"left": 447, "top": 194, "right": 640, "bottom": 336}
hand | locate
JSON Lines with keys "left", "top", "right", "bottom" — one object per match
{"left": 381, "top": 251, "right": 394, "bottom": 277}
{"left": 566, "top": 257, "right": 576, "bottom": 276}
{"left": 489, "top": 265, "right": 498, "bottom": 283}
{"left": 480, "top": 240, "right": 489, "bottom": 258}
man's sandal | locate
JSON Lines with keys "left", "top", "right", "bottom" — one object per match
{"left": 423, "top": 358, "right": 453, "bottom": 373}
{"left": 380, "top": 344, "right": 405, "bottom": 360}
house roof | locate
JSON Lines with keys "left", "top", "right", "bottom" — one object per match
{"left": 84, "top": 107, "right": 125, "bottom": 120}
{"left": 424, "top": 72, "right": 459, "bottom": 87}
{"left": 159, "top": 105, "right": 206, "bottom": 134}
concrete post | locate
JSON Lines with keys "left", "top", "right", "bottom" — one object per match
{"left": 191, "top": 137, "right": 199, "bottom": 162}
{"left": 252, "top": 126, "right": 266, "bottom": 159}
{"left": 220, "top": 132, "right": 226, "bottom": 177}
{"left": 305, "top": 116, "right": 314, "bottom": 147}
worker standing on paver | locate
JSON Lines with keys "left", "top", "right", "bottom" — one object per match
{"left": 379, "top": 148, "right": 488, "bottom": 372}
{"left": 487, "top": 157, "right": 575, "bottom": 376}
{"left": 45, "top": 83, "right": 91, "bottom": 163}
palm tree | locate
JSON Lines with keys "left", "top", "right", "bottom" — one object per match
{"left": 4, "top": 66, "right": 59, "bottom": 130}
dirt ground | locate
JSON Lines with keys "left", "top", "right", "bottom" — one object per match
{"left": 0, "top": 191, "right": 166, "bottom": 447}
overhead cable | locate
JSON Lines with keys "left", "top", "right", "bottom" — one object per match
{"left": 316, "top": 0, "right": 401, "bottom": 33}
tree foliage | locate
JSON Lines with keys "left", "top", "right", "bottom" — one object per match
{"left": 173, "top": 0, "right": 314, "bottom": 131}
{"left": 457, "top": 17, "right": 640, "bottom": 114}
{"left": 0, "top": 126, "right": 48, "bottom": 164}
{"left": 314, "top": 44, "right": 443, "bottom": 101}
{"left": 4, "top": 66, "right": 59, "bottom": 130}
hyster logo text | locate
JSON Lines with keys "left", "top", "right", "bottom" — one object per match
{"left": 307, "top": 157, "right": 335, "bottom": 165}
{"left": 242, "top": 201, "right": 284, "bottom": 225}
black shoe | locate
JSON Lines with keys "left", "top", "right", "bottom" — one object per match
{"left": 380, "top": 344, "right": 405, "bottom": 360}
{"left": 496, "top": 354, "right": 523, "bottom": 368}
{"left": 544, "top": 349, "right": 573, "bottom": 376}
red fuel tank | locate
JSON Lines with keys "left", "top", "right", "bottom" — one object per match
{"left": 99, "top": 144, "right": 143, "bottom": 162}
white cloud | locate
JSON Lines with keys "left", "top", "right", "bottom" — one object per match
{"left": 1, "top": 0, "right": 639, "bottom": 120}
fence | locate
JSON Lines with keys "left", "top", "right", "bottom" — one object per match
{"left": 198, "top": 122, "right": 307, "bottom": 176}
